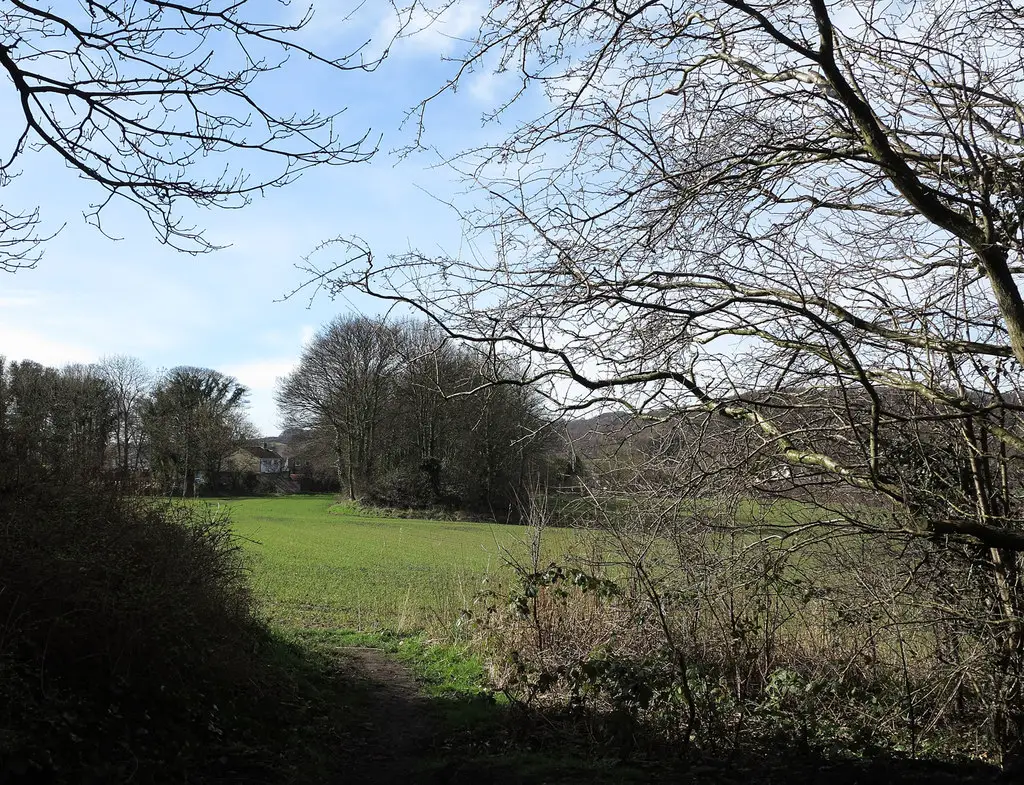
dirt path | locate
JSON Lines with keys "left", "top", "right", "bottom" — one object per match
{"left": 330, "top": 647, "right": 444, "bottom": 784}
{"left": 326, "top": 646, "right": 585, "bottom": 785}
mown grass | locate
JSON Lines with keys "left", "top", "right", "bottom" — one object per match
{"left": 220, "top": 495, "right": 582, "bottom": 632}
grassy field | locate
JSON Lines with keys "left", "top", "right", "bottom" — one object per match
{"left": 221, "top": 495, "right": 583, "bottom": 632}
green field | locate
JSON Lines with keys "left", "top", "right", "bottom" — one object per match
{"left": 221, "top": 495, "right": 581, "bottom": 632}
{"left": 221, "top": 493, "right": 841, "bottom": 638}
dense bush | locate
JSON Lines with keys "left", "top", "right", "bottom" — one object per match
{"left": 469, "top": 505, "right": 1001, "bottom": 765}
{"left": 0, "top": 483, "right": 264, "bottom": 782}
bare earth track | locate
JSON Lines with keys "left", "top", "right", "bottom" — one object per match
{"left": 333, "top": 647, "right": 439, "bottom": 784}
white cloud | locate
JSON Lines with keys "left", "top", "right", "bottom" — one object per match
{"left": 468, "top": 69, "right": 514, "bottom": 104}
{"left": 377, "top": 1, "right": 484, "bottom": 58}
{"left": 0, "top": 326, "right": 97, "bottom": 367}
{"left": 221, "top": 359, "right": 298, "bottom": 436}
{"left": 300, "top": 324, "right": 317, "bottom": 347}
{"left": 223, "top": 359, "right": 296, "bottom": 391}
{"left": 0, "top": 291, "right": 41, "bottom": 309}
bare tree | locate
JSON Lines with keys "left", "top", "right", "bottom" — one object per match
{"left": 276, "top": 315, "right": 401, "bottom": 499}
{"left": 277, "top": 315, "right": 552, "bottom": 511}
{"left": 384, "top": 322, "right": 551, "bottom": 514}
{"left": 310, "top": 0, "right": 1024, "bottom": 760}
{"left": 98, "top": 354, "right": 151, "bottom": 477}
{"left": 0, "top": 0, "right": 393, "bottom": 265}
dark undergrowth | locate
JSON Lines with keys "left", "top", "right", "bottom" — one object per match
{"left": 0, "top": 482, "right": 365, "bottom": 784}
{"left": 282, "top": 628, "right": 1007, "bottom": 784}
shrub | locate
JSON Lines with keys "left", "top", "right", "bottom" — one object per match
{"left": 0, "top": 483, "right": 263, "bottom": 782}
{"left": 468, "top": 513, "right": 999, "bottom": 763}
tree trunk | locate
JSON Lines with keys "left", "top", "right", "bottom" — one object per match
{"left": 990, "top": 550, "right": 1024, "bottom": 767}
{"left": 333, "top": 427, "right": 351, "bottom": 499}
{"left": 347, "top": 432, "right": 356, "bottom": 501}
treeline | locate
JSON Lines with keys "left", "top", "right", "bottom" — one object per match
{"left": 277, "top": 316, "right": 554, "bottom": 518}
{"left": 0, "top": 356, "right": 253, "bottom": 496}
{"left": 0, "top": 316, "right": 558, "bottom": 515}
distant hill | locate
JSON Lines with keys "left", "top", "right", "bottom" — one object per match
{"left": 555, "top": 383, "right": 1000, "bottom": 503}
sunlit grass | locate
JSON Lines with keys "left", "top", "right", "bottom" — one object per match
{"left": 218, "top": 495, "right": 582, "bottom": 632}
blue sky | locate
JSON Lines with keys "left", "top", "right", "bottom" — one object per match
{"left": 0, "top": 1, "right": 523, "bottom": 434}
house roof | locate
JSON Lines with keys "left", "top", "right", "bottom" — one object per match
{"left": 239, "top": 442, "right": 283, "bottom": 460}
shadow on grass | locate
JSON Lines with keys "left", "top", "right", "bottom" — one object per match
{"left": 262, "top": 628, "right": 1006, "bottom": 785}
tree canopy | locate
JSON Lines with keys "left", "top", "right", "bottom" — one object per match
{"left": 318, "top": 0, "right": 1024, "bottom": 549}
{"left": 277, "top": 315, "right": 551, "bottom": 515}
{"left": 144, "top": 366, "right": 252, "bottom": 497}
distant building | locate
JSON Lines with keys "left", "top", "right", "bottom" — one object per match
{"left": 228, "top": 441, "right": 287, "bottom": 474}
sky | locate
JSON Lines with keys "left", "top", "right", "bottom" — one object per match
{"left": 0, "top": 1, "right": 524, "bottom": 434}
